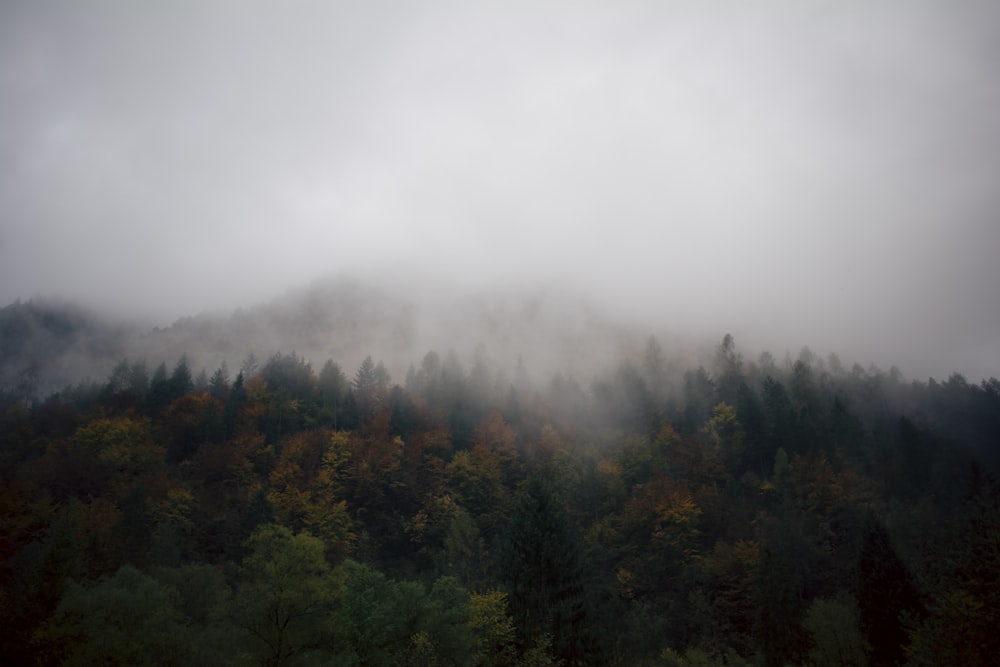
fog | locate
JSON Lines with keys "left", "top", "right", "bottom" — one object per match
{"left": 2, "top": 1, "right": 999, "bottom": 382}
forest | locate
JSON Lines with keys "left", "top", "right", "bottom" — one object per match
{"left": 1, "top": 324, "right": 999, "bottom": 666}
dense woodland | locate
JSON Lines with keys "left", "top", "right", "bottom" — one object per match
{"left": 1, "top": 327, "right": 999, "bottom": 665}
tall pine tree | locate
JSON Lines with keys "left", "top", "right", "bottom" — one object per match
{"left": 499, "top": 475, "right": 592, "bottom": 665}
{"left": 857, "top": 512, "right": 923, "bottom": 667}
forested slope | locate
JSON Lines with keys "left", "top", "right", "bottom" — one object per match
{"left": 1, "top": 332, "right": 998, "bottom": 665}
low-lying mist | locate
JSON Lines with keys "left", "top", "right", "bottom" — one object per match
{"left": 3, "top": 273, "right": 993, "bottom": 403}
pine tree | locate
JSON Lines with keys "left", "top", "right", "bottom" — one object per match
{"left": 499, "top": 476, "right": 592, "bottom": 665}
{"left": 857, "top": 513, "right": 922, "bottom": 667}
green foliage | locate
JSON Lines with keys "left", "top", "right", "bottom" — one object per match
{"left": 330, "top": 560, "right": 473, "bottom": 666}
{"left": 229, "top": 524, "right": 336, "bottom": 665}
{"left": 469, "top": 590, "right": 519, "bottom": 667}
{"left": 441, "top": 507, "right": 490, "bottom": 589}
{"left": 37, "top": 564, "right": 199, "bottom": 666}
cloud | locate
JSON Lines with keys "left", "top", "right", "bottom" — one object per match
{"left": 1, "top": 1, "right": 998, "bottom": 381}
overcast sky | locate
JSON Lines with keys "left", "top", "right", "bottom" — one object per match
{"left": 2, "top": 1, "right": 999, "bottom": 381}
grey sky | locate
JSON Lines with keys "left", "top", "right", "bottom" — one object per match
{"left": 2, "top": 1, "right": 999, "bottom": 381}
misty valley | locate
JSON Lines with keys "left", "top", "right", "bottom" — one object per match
{"left": 1, "top": 283, "right": 998, "bottom": 666}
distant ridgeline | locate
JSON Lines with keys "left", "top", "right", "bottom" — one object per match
{"left": 0, "top": 298, "right": 136, "bottom": 394}
{"left": 2, "top": 297, "right": 999, "bottom": 664}
{"left": 0, "top": 279, "right": 644, "bottom": 401}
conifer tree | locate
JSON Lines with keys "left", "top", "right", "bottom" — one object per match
{"left": 499, "top": 476, "right": 592, "bottom": 665}
{"left": 857, "top": 513, "right": 922, "bottom": 667}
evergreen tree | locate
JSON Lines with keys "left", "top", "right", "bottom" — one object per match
{"left": 907, "top": 468, "right": 1000, "bottom": 665}
{"left": 713, "top": 333, "right": 744, "bottom": 405}
{"left": 857, "top": 513, "right": 922, "bottom": 667}
{"left": 754, "top": 540, "right": 808, "bottom": 667}
{"left": 168, "top": 356, "right": 194, "bottom": 399}
{"left": 208, "top": 362, "right": 230, "bottom": 400}
{"left": 354, "top": 356, "right": 384, "bottom": 418}
{"left": 144, "top": 362, "right": 171, "bottom": 415}
{"left": 317, "top": 359, "right": 347, "bottom": 428}
{"left": 499, "top": 476, "right": 592, "bottom": 665}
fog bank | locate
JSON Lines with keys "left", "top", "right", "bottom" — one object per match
{"left": 2, "top": 2, "right": 998, "bottom": 382}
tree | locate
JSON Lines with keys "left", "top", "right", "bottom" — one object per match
{"left": 267, "top": 431, "right": 355, "bottom": 561}
{"left": 907, "top": 470, "right": 1000, "bottom": 666}
{"left": 37, "top": 564, "right": 196, "bottom": 666}
{"left": 499, "top": 476, "right": 592, "bottom": 665}
{"left": 330, "top": 560, "right": 473, "bottom": 666}
{"left": 693, "top": 540, "right": 759, "bottom": 657}
{"left": 642, "top": 335, "right": 668, "bottom": 400}
{"left": 753, "top": 512, "right": 813, "bottom": 667}
{"left": 447, "top": 445, "right": 509, "bottom": 543}
{"left": 103, "top": 359, "right": 149, "bottom": 411}
{"left": 681, "top": 367, "right": 715, "bottom": 435}
{"left": 354, "top": 355, "right": 389, "bottom": 419}
{"left": 712, "top": 334, "right": 743, "bottom": 405}
{"left": 441, "top": 507, "right": 490, "bottom": 590}
{"left": 208, "top": 362, "right": 231, "bottom": 400}
{"left": 261, "top": 352, "right": 316, "bottom": 405}
{"left": 145, "top": 362, "right": 171, "bottom": 415}
{"left": 754, "top": 542, "right": 807, "bottom": 667}
{"left": 703, "top": 402, "right": 744, "bottom": 470}
{"left": 169, "top": 356, "right": 195, "bottom": 399}
{"left": 857, "top": 513, "right": 922, "bottom": 667}
{"left": 761, "top": 376, "right": 797, "bottom": 457}
{"left": 317, "top": 359, "right": 348, "bottom": 428}
{"left": 161, "top": 391, "right": 224, "bottom": 462}
{"left": 229, "top": 524, "right": 336, "bottom": 666}
{"left": 804, "top": 594, "right": 867, "bottom": 667}
{"left": 469, "top": 590, "right": 519, "bottom": 667}
{"left": 339, "top": 414, "right": 409, "bottom": 554}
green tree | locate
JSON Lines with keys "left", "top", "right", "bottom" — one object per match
{"left": 499, "top": 476, "right": 592, "bottom": 665}
{"left": 703, "top": 402, "right": 744, "bottom": 471}
{"left": 229, "top": 524, "right": 336, "bottom": 666}
{"left": 330, "top": 560, "right": 473, "bottom": 666}
{"left": 37, "top": 564, "right": 196, "bottom": 666}
{"left": 469, "top": 590, "right": 518, "bottom": 667}
{"left": 441, "top": 507, "right": 489, "bottom": 590}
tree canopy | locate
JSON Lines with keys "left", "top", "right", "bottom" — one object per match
{"left": 1, "top": 336, "right": 998, "bottom": 665}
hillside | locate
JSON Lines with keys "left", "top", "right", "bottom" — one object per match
{"left": 1, "top": 302, "right": 998, "bottom": 664}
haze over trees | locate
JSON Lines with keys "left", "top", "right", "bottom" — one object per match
{"left": 2, "top": 290, "right": 998, "bottom": 664}
{"left": 2, "top": 2, "right": 1000, "bottom": 664}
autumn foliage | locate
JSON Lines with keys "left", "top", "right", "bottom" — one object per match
{"left": 1, "top": 341, "right": 998, "bottom": 665}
